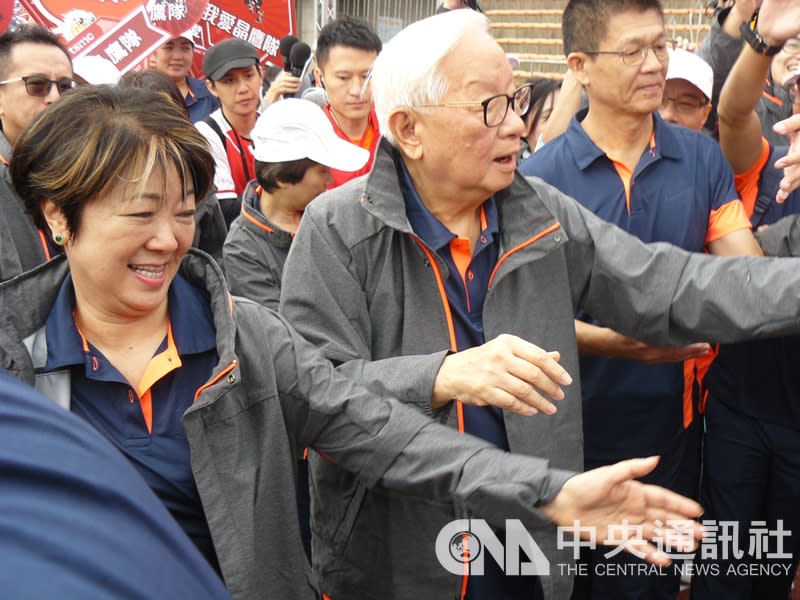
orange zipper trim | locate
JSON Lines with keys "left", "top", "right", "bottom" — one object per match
{"left": 194, "top": 359, "right": 237, "bottom": 402}
{"left": 411, "top": 235, "right": 468, "bottom": 600}
{"left": 488, "top": 222, "right": 561, "bottom": 288}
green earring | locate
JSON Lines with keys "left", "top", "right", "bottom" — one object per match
{"left": 53, "top": 233, "right": 65, "bottom": 246}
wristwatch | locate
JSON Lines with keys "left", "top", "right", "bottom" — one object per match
{"left": 740, "top": 20, "right": 784, "bottom": 56}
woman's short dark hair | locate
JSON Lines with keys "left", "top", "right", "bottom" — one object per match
{"left": 119, "top": 68, "right": 189, "bottom": 118}
{"left": 10, "top": 85, "right": 214, "bottom": 239}
{"left": 254, "top": 158, "right": 318, "bottom": 194}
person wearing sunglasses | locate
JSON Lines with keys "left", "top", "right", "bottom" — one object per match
{"left": 0, "top": 25, "right": 73, "bottom": 283}
{"left": 519, "top": 1, "right": 767, "bottom": 598}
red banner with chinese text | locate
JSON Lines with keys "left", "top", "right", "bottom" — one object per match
{"left": 17, "top": 0, "right": 295, "bottom": 75}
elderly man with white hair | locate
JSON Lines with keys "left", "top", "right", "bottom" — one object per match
{"left": 280, "top": 9, "right": 800, "bottom": 600}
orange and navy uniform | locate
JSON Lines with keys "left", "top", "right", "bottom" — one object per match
{"left": 41, "top": 273, "right": 219, "bottom": 568}
{"left": 705, "top": 138, "right": 800, "bottom": 426}
{"left": 324, "top": 104, "right": 379, "bottom": 189}
{"left": 520, "top": 111, "right": 750, "bottom": 462}
{"left": 399, "top": 155, "right": 536, "bottom": 600}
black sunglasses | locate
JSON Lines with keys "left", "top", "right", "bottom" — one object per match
{"left": 0, "top": 75, "right": 75, "bottom": 97}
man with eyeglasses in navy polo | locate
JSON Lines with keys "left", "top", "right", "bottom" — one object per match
{"left": 0, "top": 25, "right": 73, "bottom": 282}
{"left": 520, "top": 1, "right": 767, "bottom": 598}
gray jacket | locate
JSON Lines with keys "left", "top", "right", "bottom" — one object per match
{"left": 698, "top": 7, "right": 792, "bottom": 145}
{"left": 0, "top": 250, "right": 587, "bottom": 600}
{"left": 280, "top": 139, "right": 800, "bottom": 600}
{"left": 194, "top": 189, "right": 228, "bottom": 267}
{"left": 223, "top": 180, "right": 293, "bottom": 309}
{"left": 0, "top": 132, "right": 49, "bottom": 282}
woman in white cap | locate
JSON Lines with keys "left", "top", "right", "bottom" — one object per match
{"left": 223, "top": 98, "right": 369, "bottom": 309}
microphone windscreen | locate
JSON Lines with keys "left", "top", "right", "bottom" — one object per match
{"left": 289, "top": 42, "right": 312, "bottom": 77}
{"left": 279, "top": 35, "right": 299, "bottom": 70}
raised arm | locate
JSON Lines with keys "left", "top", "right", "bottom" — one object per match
{"left": 717, "top": 10, "right": 779, "bottom": 174}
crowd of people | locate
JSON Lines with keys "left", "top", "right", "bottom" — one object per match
{"left": 1, "top": 0, "right": 800, "bottom": 599}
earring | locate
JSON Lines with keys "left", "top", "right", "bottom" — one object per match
{"left": 53, "top": 233, "right": 65, "bottom": 246}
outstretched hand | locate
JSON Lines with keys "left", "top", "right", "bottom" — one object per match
{"left": 774, "top": 114, "right": 800, "bottom": 203}
{"left": 539, "top": 457, "right": 704, "bottom": 566}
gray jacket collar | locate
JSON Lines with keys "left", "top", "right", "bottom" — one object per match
{"left": 0, "top": 131, "right": 12, "bottom": 162}
{"left": 240, "top": 180, "right": 293, "bottom": 248}
{"left": 0, "top": 250, "right": 238, "bottom": 389}
{"left": 360, "top": 138, "right": 566, "bottom": 253}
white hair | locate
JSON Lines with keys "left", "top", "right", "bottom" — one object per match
{"left": 369, "top": 9, "right": 490, "bottom": 145}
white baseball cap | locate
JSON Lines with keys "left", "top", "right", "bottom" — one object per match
{"left": 72, "top": 55, "right": 121, "bottom": 85}
{"left": 251, "top": 98, "right": 370, "bottom": 172}
{"left": 666, "top": 48, "right": 713, "bottom": 100}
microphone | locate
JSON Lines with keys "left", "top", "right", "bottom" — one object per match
{"left": 289, "top": 42, "right": 312, "bottom": 78}
{"left": 279, "top": 35, "right": 299, "bottom": 72}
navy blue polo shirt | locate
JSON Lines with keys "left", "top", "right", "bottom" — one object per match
{"left": 42, "top": 274, "right": 219, "bottom": 566}
{"left": 398, "top": 155, "right": 540, "bottom": 600}
{"left": 397, "top": 154, "right": 506, "bottom": 450}
{"left": 0, "top": 371, "right": 231, "bottom": 599}
{"left": 520, "top": 110, "right": 749, "bottom": 460}
{"left": 186, "top": 76, "right": 220, "bottom": 123}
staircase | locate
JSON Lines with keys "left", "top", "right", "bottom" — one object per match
{"left": 482, "top": 0, "right": 713, "bottom": 82}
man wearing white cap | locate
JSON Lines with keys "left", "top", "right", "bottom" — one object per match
{"left": 659, "top": 48, "right": 713, "bottom": 133}
{"left": 223, "top": 98, "right": 369, "bottom": 309}
{"left": 152, "top": 32, "right": 219, "bottom": 123}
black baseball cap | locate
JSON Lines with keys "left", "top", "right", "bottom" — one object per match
{"left": 203, "top": 38, "right": 259, "bottom": 81}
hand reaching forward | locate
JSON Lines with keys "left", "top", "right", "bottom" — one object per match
{"left": 774, "top": 114, "right": 800, "bottom": 203}
{"left": 539, "top": 457, "right": 705, "bottom": 567}
{"left": 432, "top": 334, "right": 572, "bottom": 416}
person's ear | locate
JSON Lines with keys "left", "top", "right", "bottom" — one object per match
{"left": 702, "top": 102, "right": 712, "bottom": 122}
{"left": 41, "top": 199, "right": 69, "bottom": 245}
{"left": 205, "top": 78, "right": 219, "bottom": 97}
{"left": 567, "top": 52, "right": 591, "bottom": 87}
{"left": 389, "top": 108, "right": 423, "bottom": 160}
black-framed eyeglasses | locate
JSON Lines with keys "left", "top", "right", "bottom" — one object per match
{"left": 0, "top": 75, "right": 76, "bottom": 97}
{"left": 661, "top": 95, "right": 709, "bottom": 114}
{"left": 580, "top": 39, "right": 675, "bottom": 66}
{"left": 419, "top": 84, "right": 533, "bottom": 127}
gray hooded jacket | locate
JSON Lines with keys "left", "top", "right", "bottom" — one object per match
{"left": 0, "top": 249, "right": 593, "bottom": 600}
{"left": 280, "top": 139, "right": 800, "bottom": 600}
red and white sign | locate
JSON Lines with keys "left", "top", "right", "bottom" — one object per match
{"left": 18, "top": 0, "right": 295, "bottom": 75}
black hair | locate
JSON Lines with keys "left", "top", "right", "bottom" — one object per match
{"left": 562, "top": 0, "right": 664, "bottom": 55}
{"left": 315, "top": 16, "right": 382, "bottom": 69}
{"left": 0, "top": 25, "right": 71, "bottom": 80}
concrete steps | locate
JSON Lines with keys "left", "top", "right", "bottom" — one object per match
{"left": 482, "top": 0, "right": 712, "bottom": 81}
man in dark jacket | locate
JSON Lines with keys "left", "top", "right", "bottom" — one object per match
{"left": 0, "top": 25, "right": 73, "bottom": 281}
